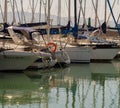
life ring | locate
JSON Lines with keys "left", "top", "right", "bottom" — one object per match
{"left": 46, "top": 42, "right": 57, "bottom": 53}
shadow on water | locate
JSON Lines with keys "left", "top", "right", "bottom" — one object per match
{"left": 0, "top": 61, "right": 120, "bottom": 108}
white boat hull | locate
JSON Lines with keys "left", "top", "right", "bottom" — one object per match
{"left": 0, "top": 50, "right": 38, "bottom": 71}
{"left": 90, "top": 48, "right": 119, "bottom": 61}
{"left": 65, "top": 46, "right": 91, "bottom": 63}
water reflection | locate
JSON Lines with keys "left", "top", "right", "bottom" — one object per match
{"left": 0, "top": 61, "right": 120, "bottom": 108}
{"left": 0, "top": 73, "right": 38, "bottom": 108}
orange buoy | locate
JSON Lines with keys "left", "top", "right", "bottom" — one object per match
{"left": 46, "top": 42, "right": 57, "bottom": 53}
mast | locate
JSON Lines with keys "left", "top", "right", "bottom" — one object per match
{"left": 21, "top": 0, "right": 24, "bottom": 23}
{"left": 31, "top": 0, "right": 34, "bottom": 23}
{"left": 57, "top": 0, "right": 61, "bottom": 25}
{"left": 4, "top": 0, "right": 7, "bottom": 23}
{"left": 74, "top": 0, "right": 77, "bottom": 25}
{"left": 95, "top": 0, "right": 98, "bottom": 27}
{"left": 48, "top": 0, "right": 50, "bottom": 26}
{"left": 47, "top": 0, "right": 50, "bottom": 42}
{"left": 104, "top": 0, "right": 107, "bottom": 22}
{"left": 39, "top": 0, "right": 42, "bottom": 22}
{"left": 12, "top": 0, "right": 16, "bottom": 24}
{"left": 73, "top": 0, "right": 78, "bottom": 41}
{"left": 44, "top": 0, "right": 47, "bottom": 22}
{"left": 68, "top": 0, "right": 71, "bottom": 22}
{"left": 83, "top": 0, "right": 86, "bottom": 25}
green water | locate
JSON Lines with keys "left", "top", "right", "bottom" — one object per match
{"left": 0, "top": 60, "right": 120, "bottom": 108}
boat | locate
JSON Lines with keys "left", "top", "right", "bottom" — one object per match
{"left": 52, "top": 22, "right": 119, "bottom": 62}
{"left": 75, "top": 25, "right": 120, "bottom": 62}
{"left": 7, "top": 26, "right": 70, "bottom": 68}
{"left": 66, "top": 0, "right": 120, "bottom": 62}
{"left": 0, "top": 48, "right": 39, "bottom": 71}
{"left": 59, "top": 32, "right": 119, "bottom": 62}
{"left": 89, "top": 41, "right": 120, "bottom": 62}
{"left": 64, "top": 44, "right": 91, "bottom": 63}
{"left": 69, "top": 33, "right": 120, "bottom": 62}
{"left": 48, "top": 0, "right": 91, "bottom": 63}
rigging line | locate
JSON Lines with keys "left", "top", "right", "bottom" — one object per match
{"left": 91, "top": 0, "right": 101, "bottom": 26}
{"left": 106, "top": 81, "right": 119, "bottom": 107}
{"left": 29, "top": 0, "right": 32, "bottom": 10}
{"left": 117, "top": 14, "right": 120, "bottom": 23}
{"left": 106, "top": 0, "right": 117, "bottom": 24}
{"left": 0, "top": 2, "right": 4, "bottom": 21}
{"left": 78, "top": 0, "right": 82, "bottom": 24}
{"left": 31, "top": 0, "right": 35, "bottom": 22}
{"left": 21, "top": 5, "right": 27, "bottom": 23}
{"left": 79, "top": 0, "right": 85, "bottom": 21}
{"left": 81, "top": 81, "right": 92, "bottom": 102}
{"left": 94, "top": 84, "right": 102, "bottom": 102}
{"left": 14, "top": 0, "right": 21, "bottom": 23}
{"left": 107, "top": 0, "right": 120, "bottom": 36}
{"left": 29, "top": 0, "right": 39, "bottom": 17}
{"left": 29, "top": 0, "right": 35, "bottom": 17}
{"left": 20, "top": 0, "right": 26, "bottom": 23}
{"left": 64, "top": 0, "right": 69, "bottom": 18}
{"left": 33, "top": 0, "right": 39, "bottom": 14}
{"left": 9, "top": 0, "right": 16, "bottom": 24}
{"left": 39, "top": 0, "right": 42, "bottom": 22}
{"left": 65, "top": 0, "right": 68, "bottom": 8}
{"left": 78, "top": 0, "right": 88, "bottom": 31}
{"left": 9, "top": 0, "right": 12, "bottom": 8}
{"left": 43, "top": 0, "right": 47, "bottom": 9}
{"left": 50, "top": 0, "right": 53, "bottom": 9}
{"left": 9, "top": 0, "right": 13, "bottom": 13}
{"left": 94, "top": 0, "right": 98, "bottom": 27}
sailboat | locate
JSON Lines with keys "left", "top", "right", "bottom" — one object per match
{"left": 75, "top": 23, "right": 120, "bottom": 61}
{"left": 68, "top": 0, "right": 120, "bottom": 62}
{"left": 62, "top": 0, "right": 91, "bottom": 63}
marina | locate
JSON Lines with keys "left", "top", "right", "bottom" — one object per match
{"left": 0, "top": 0, "right": 120, "bottom": 108}
{"left": 0, "top": 0, "right": 120, "bottom": 65}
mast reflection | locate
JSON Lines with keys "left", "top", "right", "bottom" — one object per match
{"left": 0, "top": 62, "right": 120, "bottom": 108}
